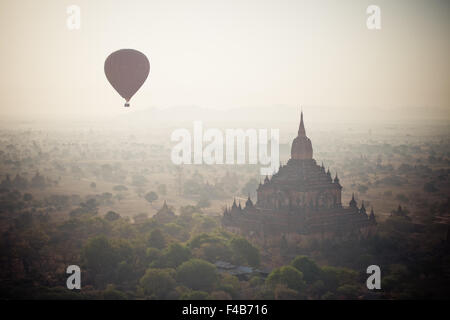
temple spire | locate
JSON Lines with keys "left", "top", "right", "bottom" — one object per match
{"left": 291, "top": 110, "right": 313, "bottom": 160}
{"left": 246, "top": 194, "right": 253, "bottom": 208}
{"left": 298, "top": 110, "right": 306, "bottom": 137}
{"left": 349, "top": 193, "right": 357, "bottom": 208}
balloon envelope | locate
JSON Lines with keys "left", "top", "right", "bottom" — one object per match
{"left": 104, "top": 49, "right": 150, "bottom": 105}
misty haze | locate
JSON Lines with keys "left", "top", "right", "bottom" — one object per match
{"left": 0, "top": 0, "right": 449, "bottom": 302}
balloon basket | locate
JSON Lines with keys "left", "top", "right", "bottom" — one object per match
{"left": 124, "top": 102, "right": 130, "bottom": 107}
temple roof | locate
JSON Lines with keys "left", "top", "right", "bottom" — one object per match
{"left": 154, "top": 200, "right": 176, "bottom": 223}
{"left": 259, "top": 112, "right": 340, "bottom": 191}
{"left": 260, "top": 158, "right": 338, "bottom": 191}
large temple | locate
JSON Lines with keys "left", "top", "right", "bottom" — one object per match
{"left": 222, "top": 112, "right": 376, "bottom": 243}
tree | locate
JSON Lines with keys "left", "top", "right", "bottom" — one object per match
{"left": 116, "top": 261, "right": 135, "bottom": 284}
{"left": 146, "top": 248, "right": 162, "bottom": 265}
{"left": 274, "top": 284, "right": 301, "bottom": 300}
{"left": 336, "top": 284, "right": 360, "bottom": 299}
{"left": 321, "top": 266, "right": 358, "bottom": 292}
{"left": 382, "top": 264, "right": 410, "bottom": 292}
{"left": 159, "top": 243, "right": 191, "bottom": 268}
{"left": 209, "top": 290, "right": 232, "bottom": 300}
{"left": 145, "top": 191, "right": 158, "bottom": 204}
{"left": 424, "top": 182, "right": 437, "bottom": 193}
{"left": 309, "top": 280, "right": 326, "bottom": 298}
{"left": 188, "top": 233, "right": 222, "bottom": 249}
{"left": 115, "top": 193, "right": 125, "bottom": 202}
{"left": 139, "top": 268, "right": 176, "bottom": 299}
{"left": 176, "top": 259, "right": 218, "bottom": 290}
{"left": 163, "top": 223, "right": 186, "bottom": 239}
{"left": 132, "top": 175, "right": 147, "bottom": 187}
{"left": 216, "top": 273, "right": 240, "bottom": 299}
{"left": 113, "top": 185, "right": 128, "bottom": 192}
{"left": 103, "top": 284, "right": 127, "bottom": 300}
{"left": 83, "top": 236, "right": 119, "bottom": 275}
{"left": 321, "top": 291, "right": 336, "bottom": 300}
{"left": 266, "top": 266, "right": 306, "bottom": 292}
{"left": 230, "top": 237, "right": 260, "bottom": 267}
{"left": 81, "top": 198, "right": 99, "bottom": 214}
{"left": 200, "top": 241, "right": 232, "bottom": 263}
{"left": 23, "top": 193, "right": 33, "bottom": 202}
{"left": 105, "top": 211, "right": 121, "bottom": 222}
{"left": 291, "top": 256, "right": 322, "bottom": 284}
{"left": 180, "top": 290, "right": 209, "bottom": 300}
{"left": 148, "top": 229, "right": 166, "bottom": 249}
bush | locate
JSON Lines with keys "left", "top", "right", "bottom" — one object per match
{"left": 424, "top": 182, "right": 437, "bottom": 193}
{"left": 103, "top": 284, "right": 127, "bottom": 300}
{"left": 321, "top": 266, "right": 358, "bottom": 292}
{"left": 176, "top": 259, "right": 218, "bottom": 290}
{"left": 200, "top": 242, "right": 233, "bottom": 262}
{"left": 336, "top": 284, "right": 360, "bottom": 299}
{"left": 148, "top": 229, "right": 166, "bottom": 249}
{"left": 291, "top": 256, "right": 321, "bottom": 284}
{"left": 274, "top": 284, "right": 302, "bottom": 300}
{"left": 266, "top": 266, "right": 306, "bottom": 292}
{"left": 139, "top": 268, "right": 176, "bottom": 299}
{"left": 113, "top": 185, "right": 128, "bottom": 192}
{"left": 189, "top": 233, "right": 222, "bottom": 249}
{"left": 209, "top": 290, "right": 232, "bottom": 300}
{"left": 83, "top": 236, "right": 119, "bottom": 275}
{"left": 230, "top": 237, "right": 260, "bottom": 267}
{"left": 144, "top": 191, "right": 158, "bottom": 204}
{"left": 180, "top": 290, "right": 209, "bottom": 300}
{"left": 146, "top": 248, "right": 162, "bottom": 264}
{"left": 23, "top": 193, "right": 33, "bottom": 202}
{"left": 105, "top": 211, "right": 121, "bottom": 221}
{"left": 158, "top": 243, "right": 191, "bottom": 268}
{"left": 321, "top": 291, "right": 336, "bottom": 300}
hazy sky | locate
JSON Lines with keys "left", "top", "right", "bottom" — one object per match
{"left": 0, "top": 0, "right": 448, "bottom": 121}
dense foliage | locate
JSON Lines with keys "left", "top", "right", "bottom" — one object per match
{"left": 0, "top": 191, "right": 448, "bottom": 300}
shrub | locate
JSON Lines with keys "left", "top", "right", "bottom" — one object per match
{"left": 176, "top": 259, "right": 218, "bottom": 290}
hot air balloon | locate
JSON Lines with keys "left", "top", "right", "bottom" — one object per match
{"left": 104, "top": 49, "right": 150, "bottom": 107}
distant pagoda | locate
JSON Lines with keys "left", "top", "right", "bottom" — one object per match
{"left": 222, "top": 111, "right": 376, "bottom": 242}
